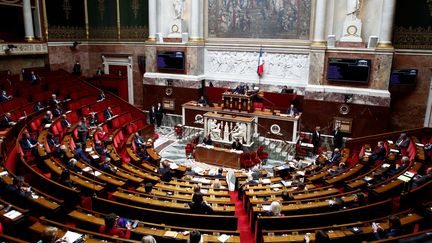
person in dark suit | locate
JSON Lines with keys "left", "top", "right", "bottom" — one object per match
{"left": 369, "top": 141, "right": 386, "bottom": 163}
{"left": 0, "top": 112, "right": 15, "bottom": 128}
{"left": 60, "top": 114, "right": 71, "bottom": 129}
{"left": 72, "top": 61, "right": 81, "bottom": 76}
{"left": 66, "top": 158, "right": 80, "bottom": 172}
{"left": 88, "top": 112, "right": 98, "bottom": 127}
{"left": 188, "top": 192, "right": 213, "bottom": 214}
{"left": 395, "top": 133, "right": 410, "bottom": 149}
{"left": 96, "top": 67, "right": 104, "bottom": 76}
{"left": 74, "top": 143, "right": 91, "bottom": 163}
{"left": 155, "top": 103, "right": 163, "bottom": 127}
{"left": 33, "top": 101, "right": 44, "bottom": 112}
{"left": 49, "top": 94, "right": 60, "bottom": 107}
{"left": 149, "top": 106, "right": 156, "bottom": 125}
{"left": 286, "top": 104, "right": 299, "bottom": 117}
{"left": 197, "top": 96, "right": 208, "bottom": 106}
{"left": 30, "top": 71, "right": 38, "bottom": 85}
{"left": 327, "top": 148, "right": 342, "bottom": 165}
{"left": 159, "top": 160, "right": 174, "bottom": 182}
{"left": 46, "top": 132, "right": 60, "bottom": 154}
{"left": 232, "top": 138, "right": 243, "bottom": 151}
{"left": 41, "top": 111, "right": 53, "bottom": 127}
{"left": 412, "top": 167, "right": 432, "bottom": 188}
{"left": 214, "top": 168, "right": 224, "bottom": 179}
{"left": 133, "top": 132, "right": 146, "bottom": 149}
{"left": 332, "top": 126, "right": 344, "bottom": 149}
{"left": 104, "top": 107, "right": 114, "bottom": 120}
{"left": 387, "top": 156, "right": 409, "bottom": 176}
{"left": 5, "top": 176, "right": 31, "bottom": 198}
{"left": 94, "top": 140, "right": 108, "bottom": 157}
{"left": 0, "top": 90, "right": 12, "bottom": 102}
{"left": 312, "top": 126, "right": 321, "bottom": 154}
{"left": 97, "top": 91, "right": 106, "bottom": 102}
{"left": 52, "top": 104, "right": 63, "bottom": 117}
{"left": 59, "top": 169, "right": 75, "bottom": 189}
{"left": 19, "top": 132, "right": 38, "bottom": 155}
{"left": 202, "top": 134, "right": 213, "bottom": 146}
{"left": 372, "top": 215, "right": 403, "bottom": 240}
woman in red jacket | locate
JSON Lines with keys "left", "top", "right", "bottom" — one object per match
{"left": 99, "top": 213, "right": 132, "bottom": 239}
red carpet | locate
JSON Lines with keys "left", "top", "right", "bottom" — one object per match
{"left": 230, "top": 191, "right": 255, "bottom": 243}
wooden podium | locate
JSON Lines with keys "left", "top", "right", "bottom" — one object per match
{"left": 222, "top": 92, "right": 254, "bottom": 113}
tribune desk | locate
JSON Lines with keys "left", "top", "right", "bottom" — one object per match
{"left": 182, "top": 101, "right": 301, "bottom": 142}
{"left": 194, "top": 144, "right": 243, "bottom": 169}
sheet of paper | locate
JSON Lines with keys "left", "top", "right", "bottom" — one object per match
{"left": 164, "top": 231, "right": 178, "bottom": 238}
{"left": 218, "top": 234, "right": 231, "bottom": 243}
{"left": 4, "top": 210, "right": 22, "bottom": 220}
{"left": 62, "top": 231, "right": 83, "bottom": 243}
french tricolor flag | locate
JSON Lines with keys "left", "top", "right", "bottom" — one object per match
{"left": 257, "top": 47, "right": 264, "bottom": 76}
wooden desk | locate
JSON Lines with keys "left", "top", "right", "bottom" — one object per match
{"left": 194, "top": 145, "right": 242, "bottom": 169}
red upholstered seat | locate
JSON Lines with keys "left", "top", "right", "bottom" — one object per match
{"left": 240, "top": 152, "right": 253, "bottom": 168}
{"left": 257, "top": 146, "right": 268, "bottom": 160}
{"left": 250, "top": 151, "right": 261, "bottom": 165}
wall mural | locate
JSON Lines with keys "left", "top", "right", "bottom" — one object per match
{"left": 208, "top": 0, "right": 311, "bottom": 39}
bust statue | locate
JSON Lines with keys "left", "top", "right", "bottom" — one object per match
{"left": 173, "top": 0, "right": 184, "bottom": 20}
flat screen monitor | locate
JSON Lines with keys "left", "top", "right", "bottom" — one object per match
{"left": 327, "top": 58, "right": 371, "bottom": 83}
{"left": 157, "top": 51, "right": 185, "bottom": 73}
{"left": 389, "top": 69, "right": 417, "bottom": 85}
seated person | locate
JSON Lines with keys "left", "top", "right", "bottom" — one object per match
{"left": 367, "top": 141, "right": 386, "bottom": 163}
{"left": 395, "top": 133, "right": 410, "bottom": 149}
{"left": 387, "top": 156, "right": 409, "bottom": 176}
{"left": 137, "top": 147, "right": 151, "bottom": 161}
{"left": 281, "top": 85, "right": 292, "bottom": 94}
{"left": 46, "top": 133, "right": 60, "bottom": 153}
{"left": 38, "top": 226, "right": 60, "bottom": 243}
{"left": 141, "top": 236, "right": 157, "bottom": 243}
{"left": 189, "top": 231, "right": 202, "bottom": 243}
{"left": 49, "top": 94, "right": 60, "bottom": 107}
{"left": 144, "top": 182, "right": 153, "bottom": 194}
{"left": 305, "top": 230, "right": 330, "bottom": 243}
{"left": 5, "top": 176, "right": 31, "bottom": 198}
{"left": 55, "top": 145, "right": 70, "bottom": 165}
{"left": 202, "top": 134, "right": 213, "bottom": 146}
{"left": 328, "top": 162, "right": 347, "bottom": 176}
{"left": 326, "top": 148, "right": 342, "bottom": 165}
{"left": 211, "top": 179, "right": 222, "bottom": 189}
{"left": 286, "top": 104, "right": 299, "bottom": 117}
{"left": 94, "top": 127, "right": 108, "bottom": 142}
{"left": 96, "top": 67, "right": 104, "bottom": 76}
{"left": 52, "top": 104, "right": 63, "bottom": 117}
{"left": 99, "top": 157, "right": 117, "bottom": 174}
{"left": 74, "top": 143, "right": 91, "bottom": 163}
{"left": 214, "top": 168, "right": 224, "bottom": 179}
{"left": 97, "top": 91, "right": 106, "bottom": 101}
{"left": 88, "top": 112, "right": 99, "bottom": 127}
{"left": 0, "top": 112, "right": 15, "bottom": 128}
{"left": 59, "top": 168, "right": 75, "bottom": 189}
{"left": 412, "top": 167, "right": 432, "bottom": 188}
{"left": 134, "top": 132, "right": 146, "bottom": 149}
{"left": 372, "top": 215, "right": 404, "bottom": 240}
{"left": 19, "top": 132, "right": 39, "bottom": 155}
{"left": 231, "top": 138, "right": 243, "bottom": 151}
{"left": 0, "top": 90, "right": 12, "bottom": 102}
{"left": 197, "top": 95, "right": 208, "bottom": 106}
{"left": 99, "top": 213, "right": 132, "bottom": 239}
{"left": 281, "top": 191, "right": 294, "bottom": 201}
{"left": 94, "top": 140, "right": 108, "bottom": 157}
{"left": 104, "top": 107, "right": 114, "bottom": 120}
{"left": 60, "top": 114, "right": 71, "bottom": 129}
{"left": 233, "top": 83, "right": 246, "bottom": 95}
{"left": 66, "top": 158, "right": 80, "bottom": 172}
{"left": 349, "top": 193, "right": 366, "bottom": 208}
{"left": 188, "top": 192, "right": 213, "bottom": 214}
{"left": 159, "top": 160, "right": 174, "bottom": 182}
{"left": 41, "top": 111, "right": 53, "bottom": 127}
{"left": 33, "top": 101, "right": 45, "bottom": 112}
{"left": 263, "top": 201, "right": 284, "bottom": 216}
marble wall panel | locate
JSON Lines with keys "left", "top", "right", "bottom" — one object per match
{"left": 390, "top": 54, "right": 432, "bottom": 130}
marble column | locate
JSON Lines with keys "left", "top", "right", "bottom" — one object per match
{"left": 377, "top": 0, "right": 397, "bottom": 48}
{"left": 148, "top": 0, "right": 157, "bottom": 41}
{"left": 189, "top": 0, "right": 201, "bottom": 41}
{"left": 311, "top": 0, "right": 327, "bottom": 46}
{"left": 23, "top": 0, "right": 35, "bottom": 41}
